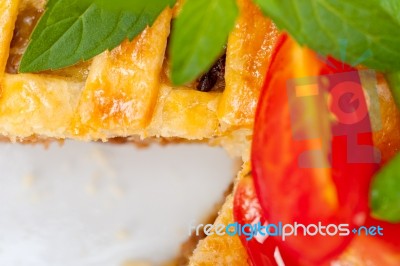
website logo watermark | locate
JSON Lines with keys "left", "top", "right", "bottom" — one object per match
{"left": 189, "top": 222, "right": 384, "bottom": 242}
{"left": 287, "top": 68, "right": 382, "bottom": 167}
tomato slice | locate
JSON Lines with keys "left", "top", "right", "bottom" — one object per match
{"left": 233, "top": 175, "right": 298, "bottom": 266}
{"left": 331, "top": 217, "right": 400, "bottom": 265}
{"left": 251, "top": 34, "right": 379, "bottom": 263}
{"left": 233, "top": 175, "right": 275, "bottom": 266}
{"left": 331, "top": 234, "right": 400, "bottom": 265}
{"left": 234, "top": 176, "right": 400, "bottom": 266}
{"left": 364, "top": 216, "right": 400, "bottom": 249}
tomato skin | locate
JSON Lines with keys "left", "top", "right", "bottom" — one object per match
{"left": 331, "top": 217, "right": 400, "bottom": 265}
{"left": 233, "top": 176, "right": 275, "bottom": 266}
{"left": 233, "top": 175, "right": 299, "bottom": 266}
{"left": 251, "top": 34, "right": 378, "bottom": 263}
{"left": 364, "top": 216, "right": 400, "bottom": 249}
{"left": 233, "top": 177, "right": 400, "bottom": 266}
{"left": 330, "top": 234, "right": 400, "bottom": 266}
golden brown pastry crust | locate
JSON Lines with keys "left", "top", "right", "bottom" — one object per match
{"left": 219, "top": 0, "right": 278, "bottom": 129}
{"left": 0, "top": 1, "right": 279, "bottom": 175}
{"left": 3, "top": 1, "right": 399, "bottom": 265}
{"left": 0, "top": 0, "right": 19, "bottom": 80}
{"left": 0, "top": 1, "right": 276, "bottom": 264}
{"left": 0, "top": 0, "right": 275, "bottom": 159}
{"left": 188, "top": 163, "right": 251, "bottom": 266}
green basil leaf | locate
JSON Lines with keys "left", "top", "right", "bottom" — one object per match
{"left": 381, "top": 0, "right": 400, "bottom": 24}
{"left": 19, "top": 0, "right": 175, "bottom": 73}
{"left": 254, "top": 0, "right": 400, "bottom": 71}
{"left": 170, "top": 0, "right": 238, "bottom": 85}
{"left": 370, "top": 153, "right": 400, "bottom": 223}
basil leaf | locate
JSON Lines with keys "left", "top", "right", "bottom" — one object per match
{"left": 170, "top": 0, "right": 238, "bottom": 85}
{"left": 254, "top": 0, "right": 400, "bottom": 71}
{"left": 370, "top": 153, "right": 400, "bottom": 223}
{"left": 19, "top": 0, "right": 175, "bottom": 73}
{"left": 381, "top": 0, "right": 400, "bottom": 24}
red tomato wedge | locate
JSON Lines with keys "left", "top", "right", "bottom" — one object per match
{"left": 251, "top": 34, "right": 379, "bottom": 263}
{"left": 364, "top": 216, "right": 400, "bottom": 249}
{"left": 233, "top": 176, "right": 274, "bottom": 266}
{"left": 234, "top": 176, "right": 400, "bottom": 266}
{"left": 234, "top": 176, "right": 298, "bottom": 266}
{"left": 331, "top": 234, "right": 400, "bottom": 265}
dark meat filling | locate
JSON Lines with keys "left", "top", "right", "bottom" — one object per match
{"left": 196, "top": 54, "right": 226, "bottom": 92}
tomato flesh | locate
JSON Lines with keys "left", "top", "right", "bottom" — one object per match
{"left": 332, "top": 234, "right": 400, "bottom": 265}
{"left": 234, "top": 176, "right": 298, "bottom": 266}
{"left": 234, "top": 176, "right": 400, "bottom": 266}
{"left": 251, "top": 34, "right": 378, "bottom": 263}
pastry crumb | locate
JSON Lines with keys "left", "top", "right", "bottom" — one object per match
{"left": 22, "top": 173, "right": 37, "bottom": 188}
{"left": 115, "top": 229, "right": 131, "bottom": 241}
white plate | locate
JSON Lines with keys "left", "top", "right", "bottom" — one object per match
{"left": 0, "top": 141, "right": 233, "bottom": 266}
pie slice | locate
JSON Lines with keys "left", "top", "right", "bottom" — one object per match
{"left": 0, "top": 0, "right": 276, "bottom": 155}
{"left": 0, "top": 0, "right": 275, "bottom": 263}
{"left": 1, "top": 0, "right": 400, "bottom": 265}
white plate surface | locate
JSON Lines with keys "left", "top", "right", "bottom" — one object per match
{"left": 0, "top": 141, "right": 233, "bottom": 266}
